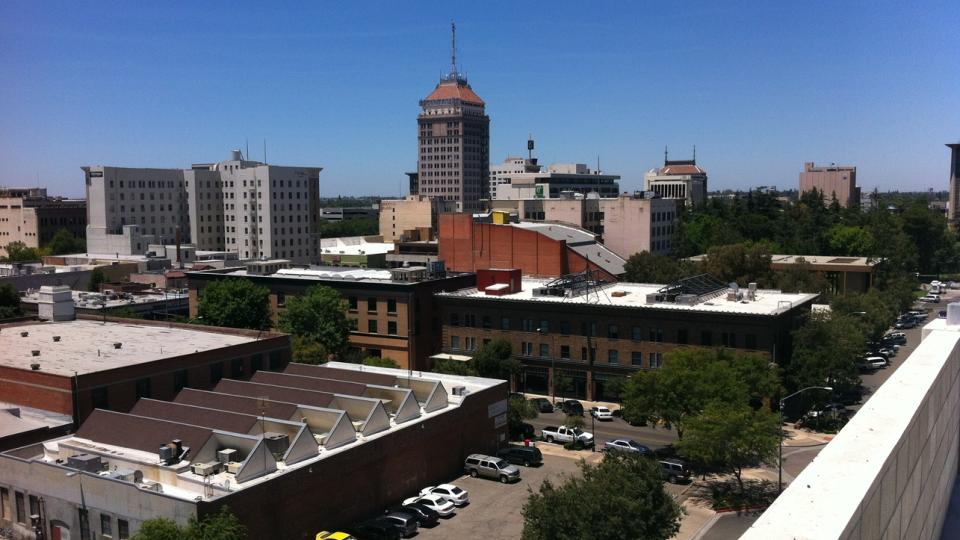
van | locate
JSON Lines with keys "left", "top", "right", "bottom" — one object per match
{"left": 464, "top": 453, "right": 521, "bottom": 483}
{"left": 497, "top": 445, "right": 543, "bottom": 467}
{"left": 659, "top": 459, "right": 691, "bottom": 484}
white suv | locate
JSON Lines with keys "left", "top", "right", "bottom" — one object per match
{"left": 590, "top": 406, "right": 614, "bottom": 421}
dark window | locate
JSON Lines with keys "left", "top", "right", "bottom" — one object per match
{"left": 581, "top": 347, "right": 588, "bottom": 361}
{"left": 677, "top": 329, "right": 688, "bottom": 345}
{"left": 174, "top": 370, "right": 188, "bottom": 392}
{"left": 135, "top": 378, "right": 151, "bottom": 399}
{"left": 745, "top": 334, "right": 757, "bottom": 350}
{"left": 481, "top": 315, "right": 491, "bottom": 329}
{"left": 722, "top": 332, "right": 736, "bottom": 347}
{"left": 501, "top": 317, "right": 511, "bottom": 330}
{"left": 649, "top": 328, "right": 663, "bottom": 342}
{"left": 91, "top": 387, "right": 109, "bottom": 410}
{"left": 367, "top": 298, "right": 377, "bottom": 312}
{"left": 269, "top": 351, "right": 282, "bottom": 370}
{"left": 539, "top": 320, "right": 549, "bottom": 333}
{"left": 28, "top": 495, "right": 38, "bottom": 517}
{"left": 559, "top": 321, "right": 571, "bottom": 335}
{"left": 521, "top": 342, "right": 533, "bottom": 356}
{"left": 0, "top": 488, "right": 8, "bottom": 520}
{"left": 701, "top": 331, "right": 712, "bottom": 346}
{"left": 539, "top": 343, "right": 549, "bottom": 357}
{"left": 15, "top": 492, "right": 25, "bottom": 523}
{"left": 608, "top": 350, "right": 619, "bottom": 364}
{"left": 101, "top": 513, "right": 112, "bottom": 537}
{"left": 450, "top": 313, "right": 460, "bottom": 326}
{"left": 387, "top": 321, "right": 397, "bottom": 335}
{"left": 632, "top": 326, "right": 643, "bottom": 341}
{"left": 251, "top": 355, "right": 263, "bottom": 373}
{"left": 118, "top": 519, "right": 130, "bottom": 539}
{"left": 608, "top": 325, "right": 619, "bottom": 339}
{"left": 464, "top": 314, "right": 476, "bottom": 327}
{"left": 368, "top": 320, "right": 378, "bottom": 333}
{"left": 387, "top": 299, "right": 397, "bottom": 313}
{"left": 631, "top": 351, "right": 643, "bottom": 366}
{"left": 348, "top": 318, "right": 359, "bottom": 331}
{"left": 348, "top": 296, "right": 358, "bottom": 310}
{"left": 560, "top": 345, "right": 570, "bottom": 359}
{"left": 231, "top": 358, "right": 244, "bottom": 378}
{"left": 276, "top": 292, "right": 286, "bottom": 308}
{"left": 450, "top": 336, "right": 461, "bottom": 349}
{"left": 581, "top": 322, "right": 597, "bottom": 337}
{"left": 522, "top": 318, "right": 535, "bottom": 332}
{"left": 210, "top": 363, "right": 223, "bottom": 384}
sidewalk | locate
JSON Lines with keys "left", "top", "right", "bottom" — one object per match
{"left": 522, "top": 391, "right": 622, "bottom": 412}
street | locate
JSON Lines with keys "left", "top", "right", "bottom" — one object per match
{"left": 527, "top": 408, "right": 680, "bottom": 449}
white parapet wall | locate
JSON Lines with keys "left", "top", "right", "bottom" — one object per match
{"left": 743, "top": 316, "right": 960, "bottom": 540}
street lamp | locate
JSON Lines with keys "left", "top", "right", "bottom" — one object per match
{"left": 779, "top": 386, "right": 833, "bottom": 494}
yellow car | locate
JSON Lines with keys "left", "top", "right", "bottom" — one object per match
{"left": 316, "top": 532, "right": 356, "bottom": 540}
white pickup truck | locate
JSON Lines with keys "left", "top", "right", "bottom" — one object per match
{"left": 540, "top": 425, "right": 594, "bottom": 446}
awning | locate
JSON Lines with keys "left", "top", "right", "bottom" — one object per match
{"left": 429, "top": 353, "right": 473, "bottom": 363}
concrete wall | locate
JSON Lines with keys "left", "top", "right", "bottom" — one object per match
{"left": 799, "top": 163, "right": 858, "bottom": 207}
{"left": 743, "top": 318, "right": 960, "bottom": 540}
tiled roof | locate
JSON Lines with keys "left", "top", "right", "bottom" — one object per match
{"left": 423, "top": 82, "right": 485, "bottom": 105}
{"left": 661, "top": 164, "right": 705, "bottom": 175}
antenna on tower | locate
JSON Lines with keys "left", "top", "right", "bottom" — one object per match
{"left": 693, "top": 144, "right": 696, "bottom": 163}
{"left": 664, "top": 145, "right": 668, "bottom": 164}
{"left": 263, "top": 139, "right": 267, "bottom": 164}
{"left": 527, "top": 134, "right": 534, "bottom": 160}
{"left": 450, "top": 21, "right": 457, "bottom": 77}
{"left": 245, "top": 139, "right": 249, "bottom": 161}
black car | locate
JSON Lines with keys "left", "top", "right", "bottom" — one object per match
{"left": 352, "top": 518, "right": 402, "bottom": 540}
{"left": 385, "top": 504, "right": 439, "bottom": 527}
{"left": 510, "top": 422, "right": 535, "bottom": 441}
{"left": 560, "top": 399, "right": 584, "bottom": 416}
{"left": 497, "top": 445, "right": 543, "bottom": 467}
{"left": 529, "top": 397, "right": 553, "bottom": 413}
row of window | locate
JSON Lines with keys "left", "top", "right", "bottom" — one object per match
{"left": 0, "top": 487, "right": 133, "bottom": 538}
{"left": 347, "top": 296, "right": 398, "bottom": 314}
{"left": 351, "top": 319, "right": 398, "bottom": 335}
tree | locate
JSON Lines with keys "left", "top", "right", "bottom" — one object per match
{"left": 4, "top": 241, "right": 41, "bottom": 262}
{"left": 623, "top": 251, "right": 691, "bottom": 283}
{"left": 87, "top": 267, "right": 107, "bottom": 292}
{"left": 786, "top": 312, "right": 864, "bottom": 401}
{"left": 290, "top": 335, "right": 329, "bottom": 365}
{"left": 522, "top": 452, "right": 682, "bottom": 540}
{"left": 0, "top": 282, "right": 22, "bottom": 319}
{"left": 197, "top": 279, "right": 272, "bottom": 330}
{"left": 472, "top": 339, "right": 522, "bottom": 380}
{"left": 432, "top": 357, "right": 477, "bottom": 376}
{"left": 621, "top": 348, "right": 770, "bottom": 440}
{"left": 699, "top": 242, "right": 775, "bottom": 286}
{"left": 278, "top": 285, "right": 349, "bottom": 357}
{"left": 774, "top": 257, "right": 832, "bottom": 297}
{"left": 677, "top": 401, "right": 779, "bottom": 492}
{"left": 508, "top": 395, "right": 538, "bottom": 438}
{"left": 361, "top": 356, "right": 399, "bottom": 368}
{"left": 185, "top": 506, "right": 247, "bottom": 540}
{"left": 45, "top": 228, "right": 85, "bottom": 255}
{"left": 131, "top": 518, "right": 184, "bottom": 540}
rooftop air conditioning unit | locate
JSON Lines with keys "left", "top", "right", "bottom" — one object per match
{"left": 226, "top": 462, "right": 243, "bottom": 475}
{"left": 191, "top": 462, "right": 221, "bottom": 477}
{"left": 217, "top": 449, "right": 238, "bottom": 464}
{"left": 158, "top": 445, "right": 176, "bottom": 465}
{"left": 452, "top": 386, "right": 467, "bottom": 396}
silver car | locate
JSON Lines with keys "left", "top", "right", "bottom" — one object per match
{"left": 464, "top": 453, "right": 521, "bottom": 483}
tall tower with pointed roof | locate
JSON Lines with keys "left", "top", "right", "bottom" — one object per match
{"left": 416, "top": 22, "right": 490, "bottom": 211}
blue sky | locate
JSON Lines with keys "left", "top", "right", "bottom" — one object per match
{"left": 1, "top": 1, "right": 957, "bottom": 198}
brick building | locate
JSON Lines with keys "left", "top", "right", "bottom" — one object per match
{"left": 186, "top": 265, "right": 475, "bottom": 370}
{"left": 436, "top": 270, "right": 818, "bottom": 401}
{"left": 438, "top": 212, "right": 625, "bottom": 280}
{"left": 0, "top": 362, "right": 507, "bottom": 539}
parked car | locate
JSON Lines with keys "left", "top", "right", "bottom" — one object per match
{"left": 894, "top": 318, "right": 916, "bottom": 329}
{"left": 464, "top": 454, "right": 521, "bottom": 483}
{"left": 659, "top": 459, "right": 692, "bottom": 484}
{"left": 603, "top": 439, "right": 651, "bottom": 455}
{"left": 884, "top": 332, "right": 907, "bottom": 345}
{"left": 863, "top": 356, "right": 889, "bottom": 368}
{"left": 420, "top": 484, "right": 470, "bottom": 506}
{"left": 380, "top": 512, "right": 418, "bottom": 538}
{"left": 497, "top": 445, "right": 543, "bottom": 467}
{"left": 316, "top": 532, "right": 357, "bottom": 540}
{"left": 385, "top": 504, "right": 439, "bottom": 528}
{"left": 540, "top": 425, "right": 594, "bottom": 446}
{"left": 920, "top": 295, "right": 940, "bottom": 303}
{"left": 351, "top": 518, "right": 402, "bottom": 540}
{"left": 560, "top": 399, "right": 584, "bottom": 416}
{"left": 402, "top": 494, "right": 455, "bottom": 516}
{"left": 806, "top": 402, "right": 849, "bottom": 420}
{"left": 530, "top": 397, "right": 554, "bottom": 413}
{"left": 590, "top": 406, "right": 614, "bottom": 421}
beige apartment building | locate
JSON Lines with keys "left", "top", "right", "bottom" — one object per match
{"left": 83, "top": 151, "right": 321, "bottom": 263}
{"left": 379, "top": 195, "right": 457, "bottom": 242}
{"left": 799, "top": 162, "right": 859, "bottom": 207}
{"left": 0, "top": 188, "right": 86, "bottom": 257}
{"left": 489, "top": 193, "right": 677, "bottom": 258}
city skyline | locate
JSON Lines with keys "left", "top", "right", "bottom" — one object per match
{"left": 1, "top": 1, "right": 958, "bottom": 198}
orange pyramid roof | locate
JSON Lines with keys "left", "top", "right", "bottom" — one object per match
{"left": 423, "top": 80, "right": 485, "bottom": 106}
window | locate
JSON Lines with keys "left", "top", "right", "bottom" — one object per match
{"left": 581, "top": 347, "right": 588, "bottom": 361}
{"left": 368, "top": 320, "right": 378, "bottom": 333}
{"left": 464, "top": 314, "right": 476, "bottom": 327}
{"left": 701, "top": 330, "right": 712, "bottom": 346}
{"left": 348, "top": 318, "right": 359, "bottom": 331}
{"left": 631, "top": 351, "right": 643, "bottom": 366}
{"left": 521, "top": 342, "right": 533, "bottom": 356}
{"left": 522, "top": 318, "right": 535, "bottom": 332}
{"left": 539, "top": 343, "right": 550, "bottom": 357}
{"left": 387, "top": 299, "right": 397, "bottom": 313}
{"left": 608, "top": 325, "right": 619, "bottom": 339}
{"left": 581, "top": 322, "right": 597, "bottom": 337}
{"left": 276, "top": 292, "right": 286, "bottom": 308}
{"left": 231, "top": 358, "right": 244, "bottom": 378}
{"left": 481, "top": 315, "right": 491, "bottom": 329}
{"left": 465, "top": 337, "right": 477, "bottom": 351}
{"left": 15, "top": 491, "right": 24, "bottom": 523}
{"left": 632, "top": 326, "right": 643, "bottom": 341}
{"left": 501, "top": 317, "right": 511, "bottom": 330}
{"left": 649, "top": 328, "right": 663, "bottom": 342}
{"left": 677, "top": 329, "right": 688, "bottom": 345}
{"left": 28, "top": 495, "right": 38, "bottom": 518}
{"left": 367, "top": 298, "right": 377, "bottom": 312}
{"left": 135, "top": 378, "right": 151, "bottom": 399}
{"left": 251, "top": 355, "right": 263, "bottom": 373}
{"left": 450, "top": 336, "right": 461, "bottom": 349}
{"left": 118, "top": 519, "right": 130, "bottom": 540}
{"left": 269, "top": 351, "right": 282, "bottom": 370}
{"left": 450, "top": 313, "right": 460, "bottom": 326}
{"left": 608, "top": 350, "right": 619, "bottom": 364}
{"left": 92, "top": 387, "right": 109, "bottom": 410}
{"left": 745, "top": 334, "right": 757, "bottom": 350}
{"left": 649, "top": 352, "right": 663, "bottom": 369}
{"left": 559, "top": 321, "right": 571, "bottom": 335}
{"left": 538, "top": 320, "right": 549, "bottom": 333}
{"left": 348, "top": 296, "right": 358, "bottom": 311}
{"left": 387, "top": 321, "right": 397, "bottom": 335}
{"left": 101, "top": 513, "right": 113, "bottom": 537}
{"left": 210, "top": 363, "right": 223, "bottom": 384}
{"left": 0, "top": 488, "right": 8, "bottom": 520}
{"left": 560, "top": 345, "right": 571, "bottom": 359}
{"left": 722, "top": 332, "right": 736, "bottom": 347}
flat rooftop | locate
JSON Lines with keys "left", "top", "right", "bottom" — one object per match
{"left": 686, "top": 253, "right": 876, "bottom": 270}
{"left": 0, "top": 320, "right": 256, "bottom": 376}
{"left": 21, "top": 289, "right": 188, "bottom": 309}
{"left": 440, "top": 278, "right": 818, "bottom": 316}
{"left": 198, "top": 265, "right": 446, "bottom": 285}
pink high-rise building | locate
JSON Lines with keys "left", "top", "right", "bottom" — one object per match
{"left": 799, "top": 162, "right": 860, "bottom": 207}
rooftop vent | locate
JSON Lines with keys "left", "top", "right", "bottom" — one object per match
{"left": 113, "top": 342, "right": 122, "bottom": 349}
{"left": 263, "top": 433, "right": 290, "bottom": 460}
{"left": 53, "top": 335, "right": 61, "bottom": 342}
{"left": 20, "top": 331, "right": 29, "bottom": 337}
{"left": 31, "top": 350, "right": 40, "bottom": 357}
{"left": 31, "top": 363, "right": 40, "bottom": 370}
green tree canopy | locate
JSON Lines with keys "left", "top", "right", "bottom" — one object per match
{"left": 472, "top": 338, "right": 521, "bottom": 380}
{"left": 677, "top": 401, "right": 779, "bottom": 492}
{"left": 0, "top": 282, "right": 22, "bottom": 319}
{"left": 698, "top": 242, "right": 775, "bottom": 286}
{"left": 278, "top": 285, "right": 350, "bottom": 357}
{"left": 522, "top": 452, "right": 682, "bottom": 540}
{"left": 131, "top": 518, "right": 184, "bottom": 540}
{"left": 46, "top": 228, "right": 86, "bottom": 255}
{"left": 87, "top": 267, "right": 107, "bottom": 292}
{"left": 133, "top": 506, "right": 247, "bottom": 540}
{"left": 623, "top": 251, "right": 692, "bottom": 283}
{"left": 361, "top": 356, "right": 399, "bottom": 368}
{"left": 290, "top": 335, "right": 329, "bottom": 365}
{"left": 3, "top": 241, "right": 41, "bottom": 262}
{"left": 508, "top": 395, "right": 538, "bottom": 438}
{"left": 197, "top": 279, "right": 272, "bottom": 330}
{"left": 432, "top": 357, "right": 477, "bottom": 376}
{"left": 786, "top": 312, "right": 864, "bottom": 400}
{"left": 774, "top": 257, "right": 832, "bottom": 297}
